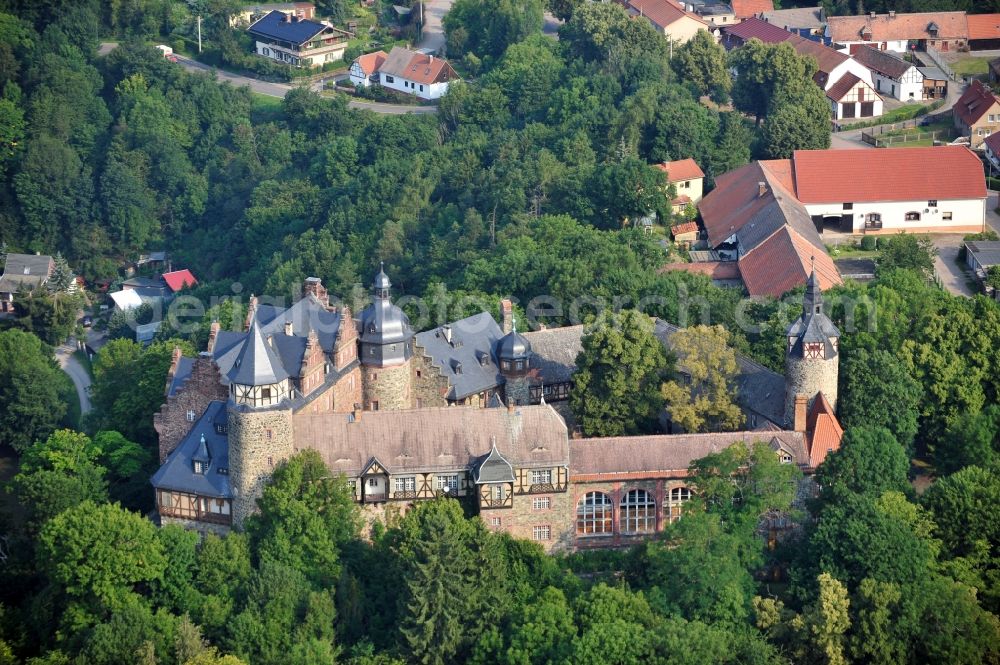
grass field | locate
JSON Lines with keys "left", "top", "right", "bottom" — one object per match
{"left": 252, "top": 92, "right": 283, "bottom": 111}
{"left": 952, "top": 56, "right": 990, "bottom": 77}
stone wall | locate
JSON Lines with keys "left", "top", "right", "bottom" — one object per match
{"left": 784, "top": 354, "right": 838, "bottom": 426}
{"left": 567, "top": 477, "right": 693, "bottom": 550}
{"left": 154, "top": 356, "right": 227, "bottom": 463}
{"left": 160, "top": 514, "right": 231, "bottom": 539}
{"left": 411, "top": 348, "right": 450, "bottom": 408}
{"left": 503, "top": 374, "right": 531, "bottom": 406}
{"left": 361, "top": 361, "right": 412, "bottom": 411}
{"left": 228, "top": 405, "right": 295, "bottom": 527}
{"left": 481, "top": 489, "right": 576, "bottom": 553}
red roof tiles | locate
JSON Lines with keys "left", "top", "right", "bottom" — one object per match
{"left": 792, "top": 146, "right": 987, "bottom": 204}
{"left": 737, "top": 227, "right": 842, "bottom": 298}
{"left": 723, "top": 16, "right": 796, "bottom": 43}
{"left": 826, "top": 72, "right": 863, "bottom": 101}
{"left": 655, "top": 158, "right": 705, "bottom": 182}
{"left": 627, "top": 0, "right": 706, "bottom": 30}
{"left": 826, "top": 11, "right": 968, "bottom": 43}
{"left": 968, "top": 13, "right": 1000, "bottom": 40}
{"left": 731, "top": 0, "right": 774, "bottom": 20}
{"left": 806, "top": 392, "right": 843, "bottom": 467}
{"left": 162, "top": 269, "right": 197, "bottom": 292}
{"left": 659, "top": 261, "right": 741, "bottom": 280}
{"left": 353, "top": 50, "right": 387, "bottom": 76}
{"left": 954, "top": 79, "right": 1000, "bottom": 127}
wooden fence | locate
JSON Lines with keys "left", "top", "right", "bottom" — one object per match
{"left": 861, "top": 129, "right": 955, "bottom": 147}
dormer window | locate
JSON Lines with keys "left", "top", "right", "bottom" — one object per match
{"left": 778, "top": 452, "right": 793, "bottom": 464}
{"left": 193, "top": 461, "right": 205, "bottom": 474}
{"left": 186, "top": 410, "right": 196, "bottom": 422}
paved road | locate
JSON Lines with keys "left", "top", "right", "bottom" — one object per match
{"left": 56, "top": 342, "right": 92, "bottom": 415}
{"left": 417, "top": 0, "right": 449, "bottom": 53}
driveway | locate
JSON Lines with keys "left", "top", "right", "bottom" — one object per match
{"left": 418, "top": 0, "right": 450, "bottom": 53}
{"left": 933, "top": 241, "right": 976, "bottom": 297}
{"left": 55, "top": 342, "right": 92, "bottom": 415}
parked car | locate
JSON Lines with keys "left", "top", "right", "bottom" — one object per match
{"left": 81, "top": 315, "right": 93, "bottom": 327}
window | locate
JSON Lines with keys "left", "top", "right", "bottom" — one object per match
{"left": 576, "top": 492, "right": 613, "bottom": 535}
{"left": 943, "top": 212, "right": 953, "bottom": 220}
{"left": 491, "top": 517, "right": 502, "bottom": 526}
{"left": 261, "top": 387, "right": 272, "bottom": 400}
{"left": 532, "top": 497, "right": 551, "bottom": 510}
{"left": 371, "top": 400, "right": 379, "bottom": 411}
{"left": 666, "top": 487, "right": 692, "bottom": 523}
{"left": 991, "top": 114, "right": 997, "bottom": 122}
{"left": 266, "top": 429, "right": 272, "bottom": 440}
{"left": 436, "top": 474, "right": 459, "bottom": 492}
{"left": 385, "top": 75, "right": 394, "bottom": 83}
{"left": 843, "top": 202, "right": 853, "bottom": 210}
{"left": 367, "top": 478, "right": 379, "bottom": 487}
{"left": 416, "top": 369, "right": 422, "bottom": 378}
{"left": 193, "top": 461, "right": 205, "bottom": 474}
{"left": 778, "top": 451, "right": 793, "bottom": 464}
{"left": 905, "top": 211, "right": 921, "bottom": 221}
{"left": 805, "top": 341, "right": 824, "bottom": 359}
{"left": 532, "top": 525, "right": 551, "bottom": 541}
{"left": 394, "top": 476, "right": 416, "bottom": 492}
{"left": 928, "top": 200, "right": 938, "bottom": 207}
{"left": 419, "top": 84, "right": 424, "bottom": 92}
{"left": 217, "top": 467, "right": 228, "bottom": 475}
{"left": 620, "top": 489, "right": 656, "bottom": 534}
{"left": 186, "top": 410, "right": 196, "bottom": 422}
{"left": 530, "top": 469, "right": 552, "bottom": 485}
{"left": 491, "top": 484, "right": 506, "bottom": 501}
{"left": 267, "top": 456, "right": 274, "bottom": 467}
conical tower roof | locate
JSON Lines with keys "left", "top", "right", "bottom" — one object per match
{"left": 227, "top": 318, "right": 290, "bottom": 386}
{"left": 787, "top": 269, "right": 840, "bottom": 350}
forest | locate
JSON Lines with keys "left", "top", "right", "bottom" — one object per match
{"left": 0, "top": 0, "right": 998, "bottom": 663}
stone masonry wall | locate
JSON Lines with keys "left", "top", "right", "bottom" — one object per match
{"left": 361, "top": 361, "right": 412, "bottom": 411}
{"left": 154, "top": 357, "right": 227, "bottom": 463}
{"left": 567, "top": 477, "right": 693, "bottom": 550}
{"left": 503, "top": 374, "right": 531, "bottom": 406}
{"left": 784, "top": 355, "right": 838, "bottom": 427}
{"left": 160, "top": 515, "right": 231, "bottom": 539}
{"left": 228, "top": 405, "right": 295, "bottom": 527}
{"left": 411, "top": 349, "right": 450, "bottom": 408}
{"left": 481, "top": 490, "right": 576, "bottom": 553}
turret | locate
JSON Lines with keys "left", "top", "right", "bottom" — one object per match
{"left": 784, "top": 270, "right": 840, "bottom": 429}
{"left": 357, "top": 265, "right": 414, "bottom": 410}
{"left": 498, "top": 317, "right": 532, "bottom": 405}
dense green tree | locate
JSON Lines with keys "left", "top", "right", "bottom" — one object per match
{"left": 922, "top": 465, "right": 1000, "bottom": 557}
{"left": 838, "top": 348, "right": 921, "bottom": 452}
{"left": 875, "top": 233, "right": 937, "bottom": 278}
{"left": 660, "top": 324, "right": 744, "bottom": 433}
{"left": 570, "top": 309, "right": 671, "bottom": 436}
{"left": 0, "top": 329, "right": 67, "bottom": 452}
{"left": 813, "top": 427, "right": 910, "bottom": 503}
{"left": 671, "top": 30, "right": 731, "bottom": 102}
{"left": 444, "top": 0, "right": 543, "bottom": 61}
{"left": 934, "top": 405, "right": 1000, "bottom": 474}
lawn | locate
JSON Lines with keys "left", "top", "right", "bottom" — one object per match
{"left": 251, "top": 92, "right": 283, "bottom": 112}
{"left": 951, "top": 56, "right": 991, "bottom": 78}
{"left": 887, "top": 138, "right": 935, "bottom": 147}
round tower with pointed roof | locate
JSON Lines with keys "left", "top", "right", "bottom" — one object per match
{"left": 358, "top": 265, "right": 414, "bottom": 410}
{"left": 227, "top": 318, "right": 295, "bottom": 527}
{"left": 498, "top": 318, "right": 533, "bottom": 405}
{"left": 784, "top": 270, "right": 840, "bottom": 429}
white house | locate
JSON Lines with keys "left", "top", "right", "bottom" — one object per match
{"left": 349, "top": 50, "right": 387, "bottom": 88}
{"left": 850, "top": 45, "right": 923, "bottom": 101}
{"left": 793, "top": 147, "right": 987, "bottom": 234}
{"left": 376, "top": 47, "right": 458, "bottom": 100}
{"left": 247, "top": 10, "right": 351, "bottom": 68}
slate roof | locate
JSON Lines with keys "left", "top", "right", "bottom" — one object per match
{"left": 954, "top": 80, "right": 1000, "bottom": 127}
{"left": 167, "top": 356, "right": 196, "bottom": 397}
{"left": 521, "top": 325, "right": 585, "bottom": 385}
{"left": 570, "top": 430, "right": 808, "bottom": 478}
{"left": 654, "top": 158, "right": 705, "bottom": 182}
{"left": 474, "top": 443, "right": 516, "bottom": 483}
{"left": 414, "top": 312, "right": 505, "bottom": 401}
{"left": 851, "top": 44, "right": 915, "bottom": 79}
{"left": 227, "top": 319, "right": 290, "bottom": 386}
{"left": 792, "top": 146, "right": 987, "bottom": 203}
{"left": 247, "top": 9, "right": 327, "bottom": 44}
{"left": 968, "top": 14, "right": 1000, "bottom": 40}
{"left": 256, "top": 295, "right": 343, "bottom": 353}
{"left": 378, "top": 46, "right": 457, "bottom": 85}
{"left": 0, "top": 253, "right": 53, "bottom": 294}
{"left": 826, "top": 11, "right": 968, "bottom": 43}
{"left": 151, "top": 401, "right": 231, "bottom": 497}
{"left": 758, "top": 6, "right": 825, "bottom": 30}
{"left": 295, "top": 403, "right": 569, "bottom": 477}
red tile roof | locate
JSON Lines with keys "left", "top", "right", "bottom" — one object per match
{"left": 954, "top": 79, "right": 1000, "bottom": 127}
{"left": 826, "top": 72, "right": 863, "bottom": 101}
{"left": 737, "top": 226, "right": 843, "bottom": 298}
{"left": 353, "top": 50, "right": 387, "bottom": 76}
{"left": 827, "top": 11, "right": 969, "bottom": 43}
{"left": 655, "top": 158, "right": 705, "bottom": 182}
{"left": 162, "top": 269, "right": 197, "bottom": 292}
{"left": 671, "top": 221, "right": 699, "bottom": 235}
{"left": 723, "top": 16, "right": 796, "bottom": 43}
{"left": 627, "top": 0, "right": 707, "bottom": 30}
{"left": 699, "top": 159, "right": 794, "bottom": 247}
{"left": 659, "top": 261, "right": 741, "bottom": 280}
{"left": 792, "top": 146, "right": 987, "bottom": 204}
{"left": 806, "top": 392, "right": 843, "bottom": 467}
{"left": 731, "top": 0, "right": 773, "bottom": 19}
{"left": 379, "top": 46, "right": 457, "bottom": 85}
{"left": 968, "top": 13, "right": 1000, "bottom": 40}
{"left": 788, "top": 34, "right": 849, "bottom": 77}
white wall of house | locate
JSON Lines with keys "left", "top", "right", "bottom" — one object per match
{"left": 672, "top": 177, "right": 704, "bottom": 204}
{"left": 830, "top": 80, "right": 884, "bottom": 119}
{"left": 804, "top": 198, "right": 986, "bottom": 233}
{"left": 826, "top": 58, "right": 877, "bottom": 91}
{"left": 349, "top": 61, "right": 374, "bottom": 87}
{"left": 380, "top": 73, "right": 449, "bottom": 100}
{"left": 829, "top": 38, "right": 910, "bottom": 53}
{"left": 256, "top": 40, "right": 346, "bottom": 68}
{"left": 871, "top": 66, "right": 924, "bottom": 101}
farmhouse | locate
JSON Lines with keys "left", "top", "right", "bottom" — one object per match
{"left": 954, "top": 79, "right": 1000, "bottom": 148}
{"left": 826, "top": 11, "right": 968, "bottom": 53}
{"left": 247, "top": 9, "right": 351, "bottom": 68}
{"left": 851, "top": 45, "right": 923, "bottom": 101}
{"left": 375, "top": 47, "right": 458, "bottom": 100}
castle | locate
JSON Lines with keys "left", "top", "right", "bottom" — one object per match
{"left": 151, "top": 268, "right": 842, "bottom": 551}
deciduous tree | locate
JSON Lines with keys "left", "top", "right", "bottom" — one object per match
{"left": 660, "top": 324, "right": 744, "bottom": 433}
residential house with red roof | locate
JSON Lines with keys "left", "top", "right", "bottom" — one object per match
{"left": 625, "top": 0, "right": 708, "bottom": 44}
{"left": 162, "top": 269, "right": 198, "bottom": 293}
{"left": 349, "top": 50, "right": 387, "bottom": 88}
{"left": 654, "top": 158, "right": 705, "bottom": 213}
{"left": 826, "top": 11, "right": 968, "bottom": 53}
{"left": 984, "top": 132, "right": 1000, "bottom": 171}
{"left": 954, "top": 79, "right": 1000, "bottom": 148}
{"left": 376, "top": 46, "right": 458, "bottom": 100}
{"left": 730, "top": 0, "right": 772, "bottom": 20}
{"left": 851, "top": 45, "right": 923, "bottom": 101}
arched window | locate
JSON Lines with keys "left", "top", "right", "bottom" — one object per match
{"left": 666, "top": 486, "right": 692, "bottom": 523}
{"left": 576, "top": 492, "right": 613, "bottom": 536}
{"left": 620, "top": 489, "right": 656, "bottom": 534}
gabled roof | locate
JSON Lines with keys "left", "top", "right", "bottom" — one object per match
{"left": 353, "top": 50, "right": 387, "bottom": 76}
{"left": 806, "top": 392, "right": 843, "bottom": 467}
{"left": 414, "top": 312, "right": 504, "bottom": 401}
{"left": 162, "top": 269, "right": 197, "bottom": 292}
{"left": 787, "top": 33, "right": 849, "bottom": 78}
{"left": 985, "top": 131, "right": 1000, "bottom": 155}
{"left": 654, "top": 158, "right": 705, "bottom": 182}
{"left": 758, "top": 6, "right": 825, "bottom": 30}
{"left": 826, "top": 11, "right": 968, "bottom": 43}
{"left": 723, "top": 16, "right": 796, "bottom": 42}
{"left": 954, "top": 79, "right": 1000, "bottom": 127}
{"left": 151, "top": 401, "right": 231, "bottom": 497}
{"left": 825, "top": 71, "right": 863, "bottom": 101}
{"left": 738, "top": 226, "right": 843, "bottom": 298}
{"left": 627, "top": 0, "right": 708, "bottom": 30}
{"left": 699, "top": 159, "right": 797, "bottom": 247}
{"left": 969, "top": 14, "right": 1000, "bottom": 40}
{"left": 296, "top": 404, "right": 569, "bottom": 477}
{"left": 110, "top": 289, "right": 144, "bottom": 311}
{"left": 0, "top": 253, "right": 53, "bottom": 294}
{"left": 851, "top": 45, "right": 916, "bottom": 79}
{"left": 792, "top": 146, "right": 987, "bottom": 203}
{"left": 378, "top": 46, "right": 457, "bottom": 85}
{"left": 247, "top": 9, "right": 328, "bottom": 44}
{"left": 226, "top": 319, "right": 290, "bottom": 386}
{"left": 167, "top": 356, "right": 196, "bottom": 397}
{"left": 256, "top": 296, "right": 342, "bottom": 353}
{"left": 731, "top": 0, "right": 773, "bottom": 19}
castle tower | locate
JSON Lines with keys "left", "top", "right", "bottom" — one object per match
{"left": 498, "top": 317, "right": 532, "bottom": 406}
{"left": 227, "top": 319, "right": 295, "bottom": 527}
{"left": 358, "top": 265, "right": 414, "bottom": 410}
{"left": 784, "top": 270, "right": 840, "bottom": 429}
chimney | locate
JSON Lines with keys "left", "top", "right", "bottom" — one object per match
{"left": 889, "top": 10, "right": 895, "bottom": 17}
{"left": 284, "top": 320, "right": 294, "bottom": 336}
{"left": 500, "top": 298, "right": 513, "bottom": 334}
{"left": 244, "top": 295, "right": 258, "bottom": 331}
{"left": 870, "top": 11, "right": 875, "bottom": 17}
{"left": 507, "top": 400, "right": 515, "bottom": 413}
{"left": 758, "top": 181, "right": 767, "bottom": 197}
{"left": 793, "top": 394, "right": 808, "bottom": 433}
{"left": 303, "top": 277, "right": 329, "bottom": 308}
{"left": 351, "top": 407, "right": 362, "bottom": 422}
{"left": 165, "top": 346, "right": 182, "bottom": 395}
{"left": 206, "top": 320, "right": 221, "bottom": 353}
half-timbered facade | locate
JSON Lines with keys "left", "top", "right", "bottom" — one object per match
{"left": 827, "top": 72, "right": 883, "bottom": 119}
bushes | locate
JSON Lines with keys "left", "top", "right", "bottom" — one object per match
{"left": 860, "top": 236, "right": 877, "bottom": 251}
{"left": 959, "top": 230, "right": 999, "bottom": 260}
